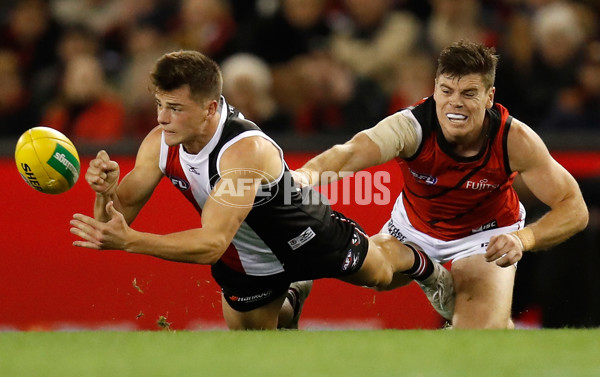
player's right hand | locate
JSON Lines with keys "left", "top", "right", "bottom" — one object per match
{"left": 86, "top": 150, "right": 120, "bottom": 194}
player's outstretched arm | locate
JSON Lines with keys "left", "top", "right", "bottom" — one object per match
{"left": 296, "top": 112, "right": 419, "bottom": 186}
{"left": 71, "top": 135, "right": 280, "bottom": 265}
{"left": 71, "top": 200, "right": 230, "bottom": 264}
{"left": 486, "top": 120, "right": 589, "bottom": 267}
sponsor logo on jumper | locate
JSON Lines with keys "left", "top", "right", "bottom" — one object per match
{"left": 169, "top": 176, "right": 190, "bottom": 190}
{"left": 465, "top": 179, "right": 499, "bottom": 191}
{"left": 229, "top": 290, "right": 273, "bottom": 303}
{"left": 342, "top": 249, "right": 360, "bottom": 271}
{"left": 188, "top": 166, "right": 201, "bottom": 175}
{"left": 288, "top": 227, "right": 316, "bottom": 250}
{"left": 409, "top": 169, "right": 437, "bottom": 185}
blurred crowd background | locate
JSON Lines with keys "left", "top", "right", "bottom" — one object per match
{"left": 1, "top": 0, "right": 599, "bottom": 328}
{"left": 1, "top": 0, "right": 600, "bottom": 145}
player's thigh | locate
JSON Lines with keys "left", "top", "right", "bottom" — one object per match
{"left": 221, "top": 292, "right": 287, "bottom": 330}
{"left": 451, "top": 254, "right": 516, "bottom": 329}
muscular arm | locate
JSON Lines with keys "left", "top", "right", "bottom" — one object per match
{"left": 508, "top": 120, "right": 588, "bottom": 249}
{"left": 72, "top": 136, "right": 283, "bottom": 265}
{"left": 486, "top": 120, "right": 589, "bottom": 266}
{"left": 297, "top": 112, "right": 420, "bottom": 185}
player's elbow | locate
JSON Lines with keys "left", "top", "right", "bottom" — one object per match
{"left": 569, "top": 192, "right": 589, "bottom": 233}
{"left": 574, "top": 203, "right": 589, "bottom": 233}
{"left": 197, "top": 237, "right": 229, "bottom": 265}
{"left": 559, "top": 191, "right": 589, "bottom": 236}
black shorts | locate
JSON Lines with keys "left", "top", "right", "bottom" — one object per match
{"left": 211, "top": 211, "right": 370, "bottom": 312}
{"left": 281, "top": 211, "right": 370, "bottom": 281}
{"left": 211, "top": 261, "right": 292, "bottom": 312}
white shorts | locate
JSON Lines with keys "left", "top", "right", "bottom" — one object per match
{"left": 379, "top": 193, "right": 526, "bottom": 264}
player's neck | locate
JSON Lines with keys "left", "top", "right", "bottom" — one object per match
{"left": 445, "top": 120, "right": 490, "bottom": 158}
{"left": 182, "top": 113, "right": 221, "bottom": 155}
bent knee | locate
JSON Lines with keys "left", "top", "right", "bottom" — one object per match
{"left": 352, "top": 264, "right": 394, "bottom": 290}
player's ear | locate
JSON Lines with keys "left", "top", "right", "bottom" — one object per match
{"left": 206, "top": 99, "right": 219, "bottom": 118}
{"left": 486, "top": 87, "right": 495, "bottom": 109}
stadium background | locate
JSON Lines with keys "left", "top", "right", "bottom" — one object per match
{"left": 1, "top": 0, "right": 599, "bottom": 330}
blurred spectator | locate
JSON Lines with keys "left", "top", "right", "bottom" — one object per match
{"left": 51, "top": 0, "right": 124, "bottom": 35}
{"left": 0, "top": 49, "right": 38, "bottom": 137}
{"left": 425, "top": 0, "right": 497, "bottom": 54}
{"left": 237, "top": 0, "right": 334, "bottom": 65}
{"left": 50, "top": 0, "right": 179, "bottom": 74}
{"left": 329, "top": 0, "right": 421, "bottom": 93}
{"left": 497, "top": 1, "right": 589, "bottom": 128}
{"left": 50, "top": 0, "right": 165, "bottom": 36}
{"left": 41, "top": 54, "right": 125, "bottom": 143}
{"left": 32, "top": 24, "right": 101, "bottom": 116}
{"left": 118, "top": 22, "right": 179, "bottom": 139}
{"left": 539, "top": 41, "right": 600, "bottom": 131}
{"left": 290, "top": 52, "right": 388, "bottom": 134}
{"left": 171, "top": 0, "right": 237, "bottom": 62}
{"left": 0, "top": 0, "right": 63, "bottom": 88}
{"left": 387, "top": 51, "right": 436, "bottom": 113}
{"left": 221, "top": 53, "right": 293, "bottom": 135}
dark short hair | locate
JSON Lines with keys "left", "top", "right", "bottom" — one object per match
{"left": 436, "top": 40, "right": 499, "bottom": 89}
{"left": 151, "top": 50, "right": 223, "bottom": 102}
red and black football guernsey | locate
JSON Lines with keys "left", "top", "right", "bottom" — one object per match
{"left": 395, "top": 96, "right": 521, "bottom": 240}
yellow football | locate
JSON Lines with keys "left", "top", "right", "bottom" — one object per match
{"left": 15, "top": 127, "right": 81, "bottom": 194}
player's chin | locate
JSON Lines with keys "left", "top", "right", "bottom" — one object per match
{"left": 163, "top": 131, "right": 180, "bottom": 145}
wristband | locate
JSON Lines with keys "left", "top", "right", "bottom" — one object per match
{"left": 514, "top": 228, "right": 535, "bottom": 251}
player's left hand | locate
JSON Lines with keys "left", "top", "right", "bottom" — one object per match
{"left": 70, "top": 201, "right": 131, "bottom": 250}
{"left": 485, "top": 233, "right": 523, "bottom": 267}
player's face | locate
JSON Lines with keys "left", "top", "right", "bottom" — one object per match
{"left": 155, "top": 85, "right": 217, "bottom": 152}
{"left": 433, "top": 73, "right": 495, "bottom": 144}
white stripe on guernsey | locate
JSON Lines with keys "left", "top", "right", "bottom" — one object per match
{"left": 232, "top": 222, "right": 284, "bottom": 275}
{"left": 158, "top": 131, "right": 167, "bottom": 174}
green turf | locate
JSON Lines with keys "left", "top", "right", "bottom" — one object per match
{"left": 0, "top": 329, "right": 599, "bottom": 377}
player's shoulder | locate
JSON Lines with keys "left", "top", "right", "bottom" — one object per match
{"left": 224, "top": 135, "right": 277, "bottom": 164}
{"left": 507, "top": 118, "right": 539, "bottom": 145}
{"left": 506, "top": 118, "right": 550, "bottom": 171}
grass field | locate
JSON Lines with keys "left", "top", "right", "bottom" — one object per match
{"left": 1, "top": 329, "right": 599, "bottom": 377}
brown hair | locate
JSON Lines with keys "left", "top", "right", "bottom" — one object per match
{"left": 151, "top": 50, "right": 223, "bottom": 102}
{"left": 436, "top": 40, "right": 499, "bottom": 89}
